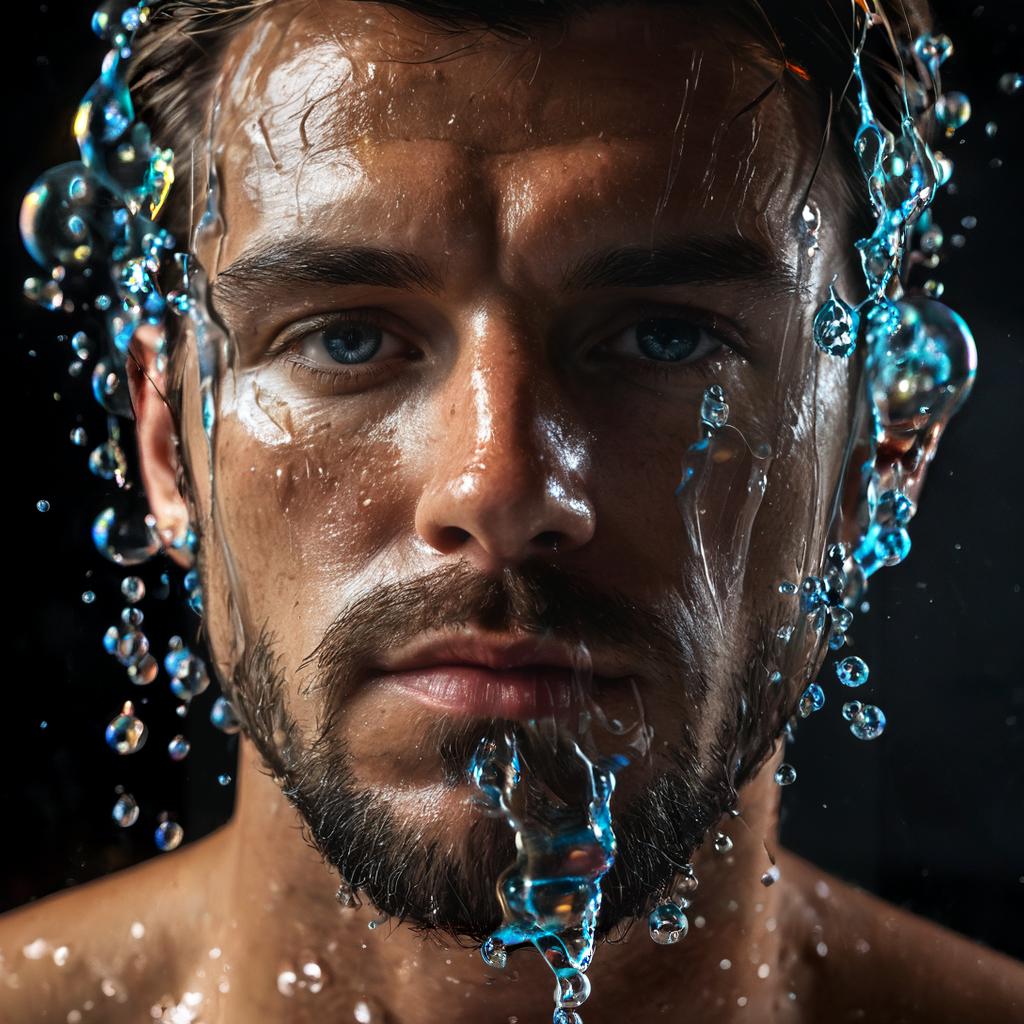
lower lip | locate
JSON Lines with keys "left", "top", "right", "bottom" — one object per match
{"left": 375, "top": 666, "right": 598, "bottom": 719}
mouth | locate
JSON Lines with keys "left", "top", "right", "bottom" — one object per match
{"left": 369, "top": 633, "right": 634, "bottom": 720}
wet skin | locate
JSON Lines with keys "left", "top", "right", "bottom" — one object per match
{"left": 2, "top": 2, "right": 1023, "bottom": 1022}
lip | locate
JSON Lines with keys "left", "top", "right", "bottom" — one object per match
{"left": 370, "top": 633, "right": 633, "bottom": 719}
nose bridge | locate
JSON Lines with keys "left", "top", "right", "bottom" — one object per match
{"left": 415, "top": 313, "right": 595, "bottom": 567}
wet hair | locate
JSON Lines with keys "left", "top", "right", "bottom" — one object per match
{"left": 129, "top": 0, "right": 932, "bottom": 244}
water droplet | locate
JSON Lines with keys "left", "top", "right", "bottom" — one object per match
{"left": 700, "top": 384, "right": 729, "bottom": 431}
{"left": 70, "top": 427, "right": 88, "bottom": 446}
{"left": 761, "top": 865, "right": 781, "bottom": 887}
{"left": 154, "top": 818, "right": 184, "bottom": 851}
{"left": 23, "top": 276, "right": 63, "bottom": 309}
{"left": 127, "top": 653, "right": 158, "bottom": 685}
{"left": 850, "top": 704, "right": 887, "bottom": 740}
{"left": 481, "top": 937, "right": 507, "bottom": 969}
{"left": 670, "top": 866, "right": 698, "bottom": 902}
{"left": 105, "top": 701, "right": 147, "bottom": 754}
{"left": 164, "top": 641, "right": 210, "bottom": 701}
{"left": 998, "top": 72, "right": 1023, "bottom": 96}
{"left": 354, "top": 1000, "right": 373, "bottom": 1023}
{"left": 92, "top": 503, "right": 160, "bottom": 565}
{"left": 88, "top": 439, "right": 128, "bottom": 482}
{"left": 914, "top": 32, "right": 953, "bottom": 73}
{"left": 210, "top": 694, "right": 241, "bottom": 734}
{"left": 553, "top": 1011, "right": 582, "bottom": 1024}
{"left": 36, "top": 499, "right": 50, "bottom": 512}
{"left": 277, "top": 970, "right": 298, "bottom": 997}
{"left": 81, "top": 590, "right": 95, "bottom": 604}
{"left": 103, "top": 619, "right": 149, "bottom": 669}
{"left": 836, "top": 656, "right": 869, "bottom": 687}
{"left": 799, "top": 682, "right": 826, "bottom": 718}
{"left": 217, "top": 773, "right": 232, "bottom": 786}
{"left": 120, "top": 575, "right": 145, "bottom": 603}
{"left": 168, "top": 735, "right": 190, "bottom": 761}
{"left": 336, "top": 879, "right": 361, "bottom": 909}
{"left": 776, "top": 625, "right": 794, "bottom": 643}
{"left": 842, "top": 701, "right": 863, "bottom": 722}
{"left": 648, "top": 902, "right": 689, "bottom": 945}
{"left": 774, "top": 763, "right": 797, "bottom": 786}
{"left": 111, "top": 792, "right": 138, "bottom": 827}
{"left": 935, "top": 92, "right": 971, "bottom": 135}
{"left": 713, "top": 832, "right": 733, "bottom": 854}
{"left": 52, "top": 945, "right": 70, "bottom": 967}
{"left": 554, "top": 970, "right": 592, "bottom": 1008}
{"left": 813, "top": 284, "right": 859, "bottom": 357}
{"left": 778, "top": 580, "right": 798, "bottom": 595}
{"left": 90, "top": 359, "right": 133, "bottom": 417}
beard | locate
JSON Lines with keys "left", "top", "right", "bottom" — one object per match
{"left": 223, "top": 560, "right": 792, "bottom": 944}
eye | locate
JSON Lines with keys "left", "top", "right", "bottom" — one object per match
{"left": 605, "top": 315, "right": 722, "bottom": 364}
{"left": 291, "top": 311, "right": 411, "bottom": 369}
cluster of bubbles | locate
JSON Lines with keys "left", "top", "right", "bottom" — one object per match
{"left": 19, "top": 1, "right": 246, "bottom": 853}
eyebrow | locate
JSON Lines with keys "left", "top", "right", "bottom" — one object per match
{"left": 561, "top": 235, "right": 796, "bottom": 293}
{"left": 212, "top": 232, "right": 796, "bottom": 312}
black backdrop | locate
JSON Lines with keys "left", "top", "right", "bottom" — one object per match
{"left": 3, "top": 0, "right": 1022, "bottom": 960}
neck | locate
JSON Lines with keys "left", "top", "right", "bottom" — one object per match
{"left": 184, "top": 740, "right": 807, "bottom": 1024}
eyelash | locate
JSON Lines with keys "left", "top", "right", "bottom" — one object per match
{"left": 274, "top": 305, "right": 733, "bottom": 386}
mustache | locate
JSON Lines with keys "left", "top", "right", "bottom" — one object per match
{"left": 299, "top": 560, "right": 690, "bottom": 705}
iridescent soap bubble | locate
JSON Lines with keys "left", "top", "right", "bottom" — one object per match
{"left": 850, "top": 704, "right": 887, "bottom": 741}
{"left": 88, "top": 439, "right": 128, "bottom": 481}
{"left": 935, "top": 92, "right": 971, "bottom": 135}
{"left": 773, "top": 763, "right": 797, "bottom": 786}
{"left": 154, "top": 818, "right": 184, "bottom": 852}
{"left": 111, "top": 791, "right": 139, "bottom": 827}
{"left": 648, "top": 902, "right": 689, "bottom": 945}
{"left": 210, "top": 695, "right": 242, "bottom": 735}
{"left": 836, "top": 656, "right": 869, "bottom": 688}
{"left": 92, "top": 503, "right": 160, "bottom": 565}
{"left": 813, "top": 285, "right": 859, "bottom": 357}
{"left": 105, "top": 700, "right": 147, "bottom": 754}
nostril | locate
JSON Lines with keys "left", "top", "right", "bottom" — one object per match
{"left": 533, "top": 531, "right": 562, "bottom": 551}
{"left": 435, "top": 525, "right": 472, "bottom": 552}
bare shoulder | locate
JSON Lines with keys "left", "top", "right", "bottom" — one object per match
{"left": 778, "top": 850, "right": 1024, "bottom": 1023}
{"left": 0, "top": 827, "right": 230, "bottom": 1023}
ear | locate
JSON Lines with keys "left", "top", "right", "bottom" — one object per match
{"left": 834, "top": 297, "right": 977, "bottom": 551}
{"left": 126, "top": 324, "right": 193, "bottom": 570}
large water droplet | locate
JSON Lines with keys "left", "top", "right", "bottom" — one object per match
{"left": 481, "top": 937, "right": 507, "bottom": 969}
{"left": 168, "top": 735, "right": 190, "bottom": 761}
{"left": 836, "top": 656, "right": 869, "bottom": 688}
{"left": 92, "top": 502, "right": 160, "bottom": 565}
{"left": 774, "top": 763, "right": 797, "bottom": 786}
{"left": 935, "top": 92, "right": 971, "bottom": 135}
{"left": 210, "top": 694, "right": 242, "bottom": 734}
{"left": 813, "top": 285, "right": 859, "bottom": 357}
{"left": 154, "top": 818, "right": 184, "bottom": 851}
{"left": 849, "top": 704, "right": 887, "bottom": 740}
{"left": 648, "top": 902, "right": 689, "bottom": 945}
{"left": 554, "top": 970, "right": 592, "bottom": 1008}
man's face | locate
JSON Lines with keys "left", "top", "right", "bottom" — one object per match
{"left": 172, "top": 1, "right": 857, "bottom": 935}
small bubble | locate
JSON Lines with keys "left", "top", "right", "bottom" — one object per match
{"left": 154, "top": 819, "right": 184, "bottom": 851}
{"left": 36, "top": 499, "right": 50, "bottom": 512}
{"left": 120, "top": 576, "right": 145, "bottom": 603}
{"left": 836, "top": 656, "right": 869, "bottom": 687}
{"left": 850, "top": 704, "right": 887, "bottom": 741}
{"left": 774, "top": 763, "right": 797, "bottom": 786}
{"left": 168, "top": 735, "right": 191, "bottom": 761}
{"left": 998, "top": 72, "right": 1023, "bottom": 96}
{"left": 112, "top": 792, "right": 139, "bottom": 827}
{"left": 105, "top": 701, "right": 147, "bottom": 754}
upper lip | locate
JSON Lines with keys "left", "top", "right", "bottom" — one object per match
{"left": 375, "top": 631, "right": 632, "bottom": 679}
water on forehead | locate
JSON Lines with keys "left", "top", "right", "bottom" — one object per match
{"left": 208, "top": 1, "right": 803, "bottom": 250}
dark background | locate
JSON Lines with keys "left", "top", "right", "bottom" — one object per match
{"left": 3, "top": 0, "right": 1022, "bottom": 959}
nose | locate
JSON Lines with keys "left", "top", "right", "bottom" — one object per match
{"left": 414, "top": 331, "right": 595, "bottom": 572}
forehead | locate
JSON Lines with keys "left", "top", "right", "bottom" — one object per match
{"left": 206, "top": 0, "right": 816, "bottom": 274}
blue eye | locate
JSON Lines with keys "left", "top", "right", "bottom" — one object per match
{"left": 635, "top": 318, "right": 700, "bottom": 361}
{"left": 322, "top": 321, "right": 383, "bottom": 364}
